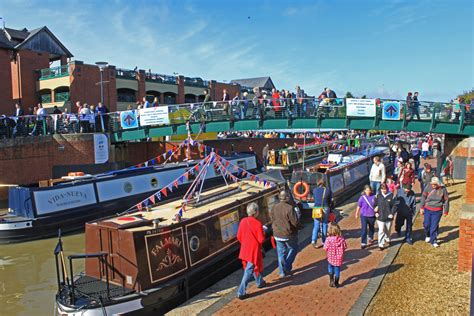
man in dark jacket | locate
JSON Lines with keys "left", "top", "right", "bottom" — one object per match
{"left": 395, "top": 184, "right": 416, "bottom": 244}
{"left": 269, "top": 190, "right": 299, "bottom": 277}
{"left": 374, "top": 183, "right": 397, "bottom": 250}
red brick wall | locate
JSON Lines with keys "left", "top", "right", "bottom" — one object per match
{"left": 137, "top": 70, "right": 146, "bottom": 104}
{"left": 0, "top": 136, "right": 198, "bottom": 201}
{"left": 459, "top": 218, "right": 474, "bottom": 271}
{"left": 212, "top": 81, "right": 241, "bottom": 101}
{"left": 69, "top": 62, "right": 118, "bottom": 112}
{"left": 0, "top": 48, "right": 13, "bottom": 115}
{"left": 12, "top": 50, "right": 50, "bottom": 107}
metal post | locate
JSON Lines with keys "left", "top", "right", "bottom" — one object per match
{"left": 100, "top": 69, "right": 104, "bottom": 105}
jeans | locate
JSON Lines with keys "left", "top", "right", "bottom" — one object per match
{"left": 237, "top": 262, "right": 264, "bottom": 296}
{"left": 422, "top": 151, "right": 429, "bottom": 159}
{"left": 414, "top": 157, "right": 420, "bottom": 172}
{"left": 275, "top": 237, "right": 299, "bottom": 276}
{"left": 376, "top": 220, "right": 392, "bottom": 247}
{"left": 423, "top": 210, "right": 443, "bottom": 244}
{"left": 370, "top": 181, "right": 381, "bottom": 193}
{"left": 312, "top": 207, "right": 330, "bottom": 244}
{"left": 395, "top": 212, "right": 413, "bottom": 240}
{"left": 360, "top": 216, "right": 376, "bottom": 245}
{"left": 328, "top": 263, "right": 341, "bottom": 278}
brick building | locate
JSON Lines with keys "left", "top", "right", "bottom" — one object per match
{"left": 0, "top": 25, "right": 274, "bottom": 115}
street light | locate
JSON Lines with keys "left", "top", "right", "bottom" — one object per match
{"left": 95, "top": 61, "right": 108, "bottom": 104}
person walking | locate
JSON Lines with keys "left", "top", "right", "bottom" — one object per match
{"left": 420, "top": 177, "right": 449, "bottom": 248}
{"left": 398, "top": 162, "right": 415, "bottom": 187}
{"left": 406, "top": 92, "right": 414, "bottom": 120}
{"left": 355, "top": 185, "right": 376, "bottom": 249}
{"left": 262, "top": 144, "right": 269, "bottom": 167}
{"left": 269, "top": 190, "right": 299, "bottom": 277}
{"left": 236, "top": 202, "right": 266, "bottom": 299}
{"left": 395, "top": 184, "right": 416, "bottom": 244}
{"left": 323, "top": 222, "right": 347, "bottom": 288}
{"left": 442, "top": 156, "right": 454, "bottom": 186}
{"left": 374, "top": 183, "right": 397, "bottom": 250}
{"left": 421, "top": 139, "right": 430, "bottom": 160}
{"left": 411, "top": 143, "right": 421, "bottom": 172}
{"left": 420, "top": 163, "right": 435, "bottom": 192}
{"left": 311, "top": 179, "right": 334, "bottom": 248}
{"left": 369, "top": 156, "right": 386, "bottom": 193}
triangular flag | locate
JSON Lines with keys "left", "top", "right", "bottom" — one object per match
{"left": 174, "top": 180, "right": 179, "bottom": 188}
{"left": 167, "top": 185, "right": 174, "bottom": 193}
{"left": 144, "top": 161, "right": 148, "bottom": 167}
{"left": 161, "top": 187, "right": 168, "bottom": 197}
{"left": 178, "top": 208, "right": 183, "bottom": 216}
{"left": 150, "top": 195, "right": 155, "bottom": 204}
{"left": 143, "top": 199, "right": 149, "bottom": 206}
{"left": 184, "top": 172, "right": 189, "bottom": 180}
{"left": 225, "top": 161, "right": 230, "bottom": 167}
{"left": 242, "top": 170, "right": 247, "bottom": 177}
{"left": 137, "top": 203, "right": 143, "bottom": 211}
{"left": 155, "top": 191, "right": 162, "bottom": 200}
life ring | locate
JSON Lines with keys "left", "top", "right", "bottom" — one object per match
{"left": 293, "top": 181, "right": 310, "bottom": 199}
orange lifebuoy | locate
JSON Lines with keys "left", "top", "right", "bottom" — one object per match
{"left": 293, "top": 181, "right": 310, "bottom": 199}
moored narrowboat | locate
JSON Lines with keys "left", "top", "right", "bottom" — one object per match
{"left": 0, "top": 153, "right": 259, "bottom": 243}
{"left": 290, "top": 145, "right": 392, "bottom": 218}
{"left": 54, "top": 167, "right": 289, "bottom": 315}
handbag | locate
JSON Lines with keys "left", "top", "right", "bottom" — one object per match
{"left": 312, "top": 187, "right": 326, "bottom": 219}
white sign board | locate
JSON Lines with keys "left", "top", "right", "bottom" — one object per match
{"left": 346, "top": 98, "right": 376, "bottom": 117}
{"left": 139, "top": 107, "right": 170, "bottom": 126}
{"left": 34, "top": 184, "right": 97, "bottom": 215}
{"left": 94, "top": 133, "right": 109, "bottom": 164}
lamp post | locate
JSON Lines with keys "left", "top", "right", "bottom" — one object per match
{"left": 95, "top": 62, "right": 108, "bottom": 104}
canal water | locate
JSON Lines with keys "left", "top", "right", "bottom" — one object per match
{"left": 0, "top": 224, "right": 85, "bottom": 316}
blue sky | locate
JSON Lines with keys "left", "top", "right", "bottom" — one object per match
{"left": 1, "top": 0, "right": 472, "bottom": 101}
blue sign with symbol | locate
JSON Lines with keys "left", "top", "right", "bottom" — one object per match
{"left": 382, "top": 101, "right": 400, "bottom": 120}
{"left": 120, "top": 110, "right": 138, "bottom": 129}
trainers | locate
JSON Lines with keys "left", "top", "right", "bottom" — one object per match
{"left": 432, "top": 243, "right": 439, "bottom": 248}
{"left": 312, "top": 242, "right": 318, "bottom": 249}
{"left": 406, "top": 239, "right": 413, "bottom": 245}
{"left": 257, "top": 281, "right": 267, "bottom": 289}
{"left": 425, "top": 237, "right": 430, "bottom": 243}
{"left": 361, "top": 243, "right": 367, "bottom": 249}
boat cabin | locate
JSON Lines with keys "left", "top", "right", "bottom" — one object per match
{"left": 84, "top": 180, "right": 279, "bottom": 292}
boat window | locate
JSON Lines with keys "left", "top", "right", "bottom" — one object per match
{"left": 236, "top": 160, "right": 247, "bottom": 170}
{"left": 329, "top": 174, "right": 344, "bottom": 192}
{"left": 288, "top": 152, "right": 298, "bottom": 164}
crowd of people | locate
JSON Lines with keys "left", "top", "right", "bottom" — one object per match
{"left": 0, "top": 101, "right": 110, "bottom": 137}
{"left": 235, "top": 135, "right": 452, "bottom": 299}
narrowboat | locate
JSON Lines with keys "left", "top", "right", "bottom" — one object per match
{"left": 290, "top": 145, "right": 392, "bottom": 218}
{"left": 54, "top": 173, "right": 289, "bottom": 315}
{"left": 0, "top": 153, "right": 259, "bottom": 243}
{"left": 265, "top": 136, "right": 385, "bottom": 176}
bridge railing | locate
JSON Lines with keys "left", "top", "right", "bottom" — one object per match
{"left": 0, "top": 98, "right": 471, "bottom": 139}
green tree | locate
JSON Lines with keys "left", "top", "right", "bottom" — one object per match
{"left": 345, "top": 92, "right": 354, "bottom": 98}
{"left": 361, "top": 95, "right": 367, "bottom": 99}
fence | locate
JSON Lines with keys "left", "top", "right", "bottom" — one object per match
{"left": 0, "top": 97, "right": 472, "bottom": 139}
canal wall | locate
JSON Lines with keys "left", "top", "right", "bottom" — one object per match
{"left": 0, "top": 134, "right": 185, "bottom": 201}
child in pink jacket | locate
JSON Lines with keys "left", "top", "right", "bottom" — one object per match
{"left": 324, "top": 222, "right": 347, "bottom": 288}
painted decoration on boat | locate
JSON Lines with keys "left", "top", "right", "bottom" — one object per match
{"left": 33, "top": 184, "right": 97, "bottom": 215}
{"left": 145, "top": 228, "right": 188, "bottom": 283}
{"left": 219, "top": 211, "right": 239, "bottom": 243}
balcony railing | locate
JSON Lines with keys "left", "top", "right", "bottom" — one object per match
{"left": 41, "top": 94, "right": 52, "bottom": 103}
{"left": 116, "top": 68, "right": 137, "bottom": 80}
{"left": 55, "top": 92, "right": 70, "bottom": 102}
{"left": 145, "top": 72, "right": 177, "bottom": 84}
{"left": 183, "top": 77, "right": 209, "bottom": 88}
{"left": 39, "top": 65, "right": 69, "bottom": 80}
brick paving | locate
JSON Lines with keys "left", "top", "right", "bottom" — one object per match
{"left": 215, "top": 160, "right": 433, "bottom": 316}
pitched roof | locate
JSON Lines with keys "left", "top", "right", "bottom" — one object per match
{"left": 1, "top": 26, "right": 73, "bottom": 57}
{"left": 0, "top": 30, "right": 14, "bottom": 50}
{"left": 230, "top": 76, "right": 275, "bottom": 89}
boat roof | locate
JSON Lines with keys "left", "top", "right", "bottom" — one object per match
{"left": 92, "top": 180, "right": 270, "bottom": 232}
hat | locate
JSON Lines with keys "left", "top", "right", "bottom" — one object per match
{"left": 425, "top": 163, "right": 432, "bottom": 170}
{"left": 430, "top": 177, "right": 441, "bottom": 185}
{"left": 278, "top": 190, "right": 287, "bottom": 201}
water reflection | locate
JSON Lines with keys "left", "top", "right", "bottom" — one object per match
{"left": 0, "top": 233, "right": 85, "bottom": 315}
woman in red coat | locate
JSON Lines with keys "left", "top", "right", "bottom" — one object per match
{"left": 272, "top": 89, "right": 282, "bottom": 117}
{"left": 236, "top": 202, "right": 267, "bottom": 299}
{"left": 399, "top": 162, "right": 415, "bottom": 186}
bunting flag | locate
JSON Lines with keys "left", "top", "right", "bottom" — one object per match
{"left": 167, "top": 184, "right": 174, "bottom": 193}
{"left": 178, "top": 208, "right": 183, "bottom": 217}
{"left": 173, "top": 180, "right": 179, "bottom": 188}
{"left": 184, "top": 172, "right": 189, "bottom": 180}
{"left": 143, "top": 199, "right": 149, "bottom": 206}
{"left": 144, "top": 162, "right": 149, "bottom": 167}
{"left": 137, "top": 203, "right": 143, "bottom": 211}
{"left": 161, "top": 187, "right": 168, "bottom": 197}
{"left": 150, "top": 194, "right": 155, "bottom": 205}
{"left": 155, "top": 191, "right": 162, "bottom": 201}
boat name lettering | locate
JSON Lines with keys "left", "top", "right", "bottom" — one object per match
{"left": 47, "top": 191, "right": 88, "bottom": 205}
{"left": 149, "top": 236, "right": 183, "bottom": 272}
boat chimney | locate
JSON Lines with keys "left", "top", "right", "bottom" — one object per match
{"left": 152, "top": 219, "right": 160, "bottom": 229}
